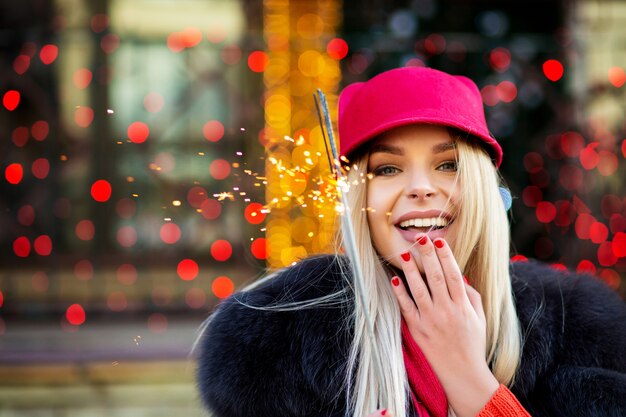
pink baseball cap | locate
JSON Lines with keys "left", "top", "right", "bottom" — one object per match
{"left": 338, "top": 67, "right": 503, "bottom": 167}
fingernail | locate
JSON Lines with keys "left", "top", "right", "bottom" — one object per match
{"left": 417, "top": 235, "right": 428, "bottom": 246}
{"left": 391, "top": 277, "right": 400, "bottom": 287}
{"left": 463, "top": 275, "right": 469, "bottom": 284}
{"left": 401, "top": 252, "right": 410, "bottom": 262}
{"left": 434, "top": 238, "right": 444, "bottom": 249}
{"left": 381, "top": 410, "right": 387, "bottom": 416}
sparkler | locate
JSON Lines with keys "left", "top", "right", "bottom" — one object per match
{"left": 314, "top": 89, "right": 388, "bottom": 409}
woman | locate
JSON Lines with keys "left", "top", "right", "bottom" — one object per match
{"left": 195, "top": 67, "right": 626, "bottom": 417}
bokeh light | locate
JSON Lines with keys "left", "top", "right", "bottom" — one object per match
{"left": 210, "top": 240, "right": 232, "bottom": 261}
{"left": 5, "top": 163, "right": 24, "bottom": 185}
{"left": 202, "top": 120, "right": 225, "bottom": 142}
{"left": 160, "top": 222, "right": 181, "bottom": 244}
{"left": 200, "top": 198, "right": 221, "bottom": 220}
{"left": 33, "top": 235, "right": 53, "bottom": 256}
{"left": 543, "top": 59, "right": 564, "bottom": 81}
{"left": 3, "top": 90, "right": 21, "bottom": 111}
{"left": 13, "top": 236, "right": 31, "bottom": 258}
{"left": 251, "top": 237, "right": 267, "bottom": 259}
{"left": 91, "top": 179, "right": 112, "bottom": 202}
{"left": 244, "top": 202, "right": 266, "bottom": 224}
{"left": 211, "top": 276, "right": 235, "bottom": 299}
{"left": 74, "top": 260, "right": 94, "bottom": 280}
{"left": 39, "top": 44, "right": 59, "bottom": 64}
{"left": 248, "top": 51, "right": 269, "bottom": 72}
{"left": 127, "top": 122, "right": 149, "bottom": 143}
{"left": 65, "top": 304, "right": 86, "bottom": 325}
{"left": 327, "top": 38, "right": 349, "bottom": 60}
{"left": 177, "top": 259, "right": 199, "bottom": 280}
{"left": 209, "top": 159, "right": 231, "bottom": 180}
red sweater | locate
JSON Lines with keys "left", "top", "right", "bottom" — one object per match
{"left": 401, "top": 319, "right": 531, "bottom": 417}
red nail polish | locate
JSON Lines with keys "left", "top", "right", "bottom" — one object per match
{"left": 417, "top": 235, "right": 428, "bottom": 245}
{"left": 391, "top": 277, "right": 400, "bottom": 287}
{"left": 401, "top": 252, "right": 410, "bottom": 262}
{"left": 463, "top": 275, "right": 469, "bottom": 284}
{"left": 434, "top": 239, "right": 444, "bottom": 248}
{"left": 381, "top": 410, "right": 387, "bottom": 416}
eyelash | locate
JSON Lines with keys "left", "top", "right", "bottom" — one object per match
{"left": 371, "top": 161, "right": 458, "bottom": 176}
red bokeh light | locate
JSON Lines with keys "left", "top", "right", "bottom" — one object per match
{"left": 560, "top": 132, "right": 584, "bottom": 157}
{"left": 488, "top": 47, "right": 511, "bottom": 72}
{"left": 480, "top": 85, "right": 498, "bottom": 106}
{"left": 610, "top": 214, "right": 626, "bottom": 233}
{"left": 160, "top": 222, "right": 181, "bottom": 244}
{"left": 107, "top": 291, "right": 127, "bottom": 312}
{"left": 521, "top": 185, "right": 541, "bottom": 208}
{"left": 212, "top": 276, "right": 235, "bottom": 299}
{"left": 601, "top": 195, "right": 622, "bottom": 219}
{"left": 535, "top": 201, "right": 556, "bottom": 223}
{"left": 34, "top": 235, "right": 52, "bottom": 256}
{"left": 13, "top": 55, "right": 30, "bottom": 74}
{"left": 511, "top": 254, "right": 528, "bottom": 262}
{"left": 177, "top": 259, "right": 199, "bottom": 281}
{"left": 589, "top": 222, "right": 609, "bottom": 244}
{"left": 244, "top": 202, "right": 266, "bottom": 224}
{"left": 598, "top": 269, "right": 620, "bottom": 289}
{"left": 247, "top": 50, "right": 269, "bottom": 72}
{"left": 40, "top": 44, "right": 59, "bottom": 64}
{"left": 251, "top": 237, "right": 267, "bottom": 260}
{"left": 209, "top": 159, "right": 231, "bottom": 180}
{"left": 424, "top": 34, "right": 446, "bottom": 55}
{"left": 597, "top": 151, "right": 618, "bottom": 176}
{"left": 116, "top": 198, "right": 137, "bottom": 219}
{"left": 187, "top": 186, "right": 208, "bottom": 208}
{"left": 148, "top": 313, "right": 168, "bottom": 333}
{"left": 18, "top": 205, "right": 35, "bottom": 226}
{"left": 3, "top": 90, "right": 20, "bottom": 111}
{"left": 101, "top": 34, "right": 120, "bottom": 54}
{"left": 554, "top": 200, "right": 575, "bottom": 227}
{"left": 12, "top": 126, "right": 29, "bottom": 147}
{"left": 613, "top": 232, "right": 626, "bottom": 258}
{"left": 66, "top": 304, "right": 86, "bottom": 325}
{"left": 608, "top": 67, "right": 626, "bottom": 88}
{"left": 211, "top": 240, "right": 232, "bottom": 262}
{"left": 167, "top": 32, "right": 185, "bottom": 52}
{"left": 185, "top": 288, "right": 206, "bottom": 309}
{"left": 327, "top": 38, "right": 349, "bottom": 60}
{"left": 74, "top": 260, "right": 94, "bottom": 280}
{"left": 75, "top": 219, "right": 95, "bottom": 241}
{"left": 576, "top": 260, "right": 596, "bottom": 275}
{"left": 74, "top": 106, "right": 94, "bottom": 127}
{"left": 523, "top": 152, "right": 544, "bottom": 173}
{"left": 496, "top": 81, "right": 517, "bottom": 103}
{"left": 31, "top": 120, "right": 49, "bottom": 141}
{"left": 200, "top": 198, "right": 221, "bottom": 220}
{"left": 203, "top": 120, "right": 225, "bottom": 142}
{"left": 116, "top": 226, "right": 137, "bottom": 247}
{"left": 221, "top": 44, "right": 242, "bottom": 65}
{"left": 91, "top": 179, "right": 112, "bottom": 202}
{"left": 117, "top": 263, "right": 138, "bottom": 285}
{"left": 90, "top": 13, "right": 109, "bottom": 33}
{"left": 13, "top": 236, "right": 31, "bottom": 257}
{"left": 597, "top": 242, "right": 617, "bottom": 267}
{"left": 181, "top": 27, "right": 202, "bottom": 48}
{"left": 543, "top": 59, "right": 564, "bottom": 82}
{"left": 579, "top": 143, "right": 599, "bottom": 170}
{"left": 128, "top": 121, "right": 149, "bottom": 143}
{"left": 73, "top": 68, "right": 93, "bottom": 90}
{"left": 550, "top": 263, "right": 567, "bottom": 272}
{"left": 32, "top": 158, "right": 50, "bottom": 179}
{"left": 575, "top": 213, "right": 596, "bottom": 240}
{"left": 5, "top": 163, "right": 24, "bottom": 185}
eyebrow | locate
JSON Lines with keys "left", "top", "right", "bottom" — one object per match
{"left": 370, "top": 141, "right": 456, "bottom": 155}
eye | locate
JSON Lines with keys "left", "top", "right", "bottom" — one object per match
{"left": 437, "top": 161, "right": 458, "bottom": 172}
{"left": 371, "top": 165, "right": 400, "bottom": 176}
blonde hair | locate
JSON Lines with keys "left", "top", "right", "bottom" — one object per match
{"left": 193, "top": 133, "right": 522, "bottom": 417}
{"left": 344, "top": 134, "right": 522, "bottom": 417}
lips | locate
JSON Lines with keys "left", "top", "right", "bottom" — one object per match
{"left": 393, "top": 210, "right": 454, "bottom": 243}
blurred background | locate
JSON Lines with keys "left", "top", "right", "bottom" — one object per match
{"left": 1, "top": 0, "right": 625, "bottom": 415}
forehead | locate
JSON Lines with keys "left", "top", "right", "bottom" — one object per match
{"left": 370, "top": 125, "right": 456, "bottom": 154}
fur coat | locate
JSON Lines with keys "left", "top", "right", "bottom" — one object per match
{"left": 196, "top": 255, "right": 626, "bottom": 417}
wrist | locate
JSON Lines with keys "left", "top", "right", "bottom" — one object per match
{"left": 443, "top": 365, "right": 500, "bottom": 417}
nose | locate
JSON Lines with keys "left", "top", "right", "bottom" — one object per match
{"left": 406, "top": 171, "right": 437, "bottom": 199}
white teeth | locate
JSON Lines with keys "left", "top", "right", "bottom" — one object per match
{"left": 399, "top": 217, "right": 449, "bottom": 228}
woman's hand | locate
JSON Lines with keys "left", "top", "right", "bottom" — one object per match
{"left": 391, "top": 235, "right": 499, "bottom": 417}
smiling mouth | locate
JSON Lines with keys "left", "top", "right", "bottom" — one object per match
{"left": 397, "top": 217, "right": 453, "bottom": 231}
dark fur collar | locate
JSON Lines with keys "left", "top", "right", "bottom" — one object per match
{"left": 197, "top": 255, "right": 626, "bottom": 417}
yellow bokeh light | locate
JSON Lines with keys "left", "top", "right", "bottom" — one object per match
{"left": 298, "top": 50, "right": 325, "bottom": 77}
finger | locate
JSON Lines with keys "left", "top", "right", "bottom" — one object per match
{"left": 399, "top": 251, "right": 433, "bottom": 314}
{"left": 414, "top": 234, "right": 451, "bottom": 306}
{"left": 390, "top": 275, "right": 420, "bottom": 327}
{"left": 465, "top": 281, "right": 486, "bottom": 323}
{"left": 432, "top": 238, "right": 466, "bottom": 303}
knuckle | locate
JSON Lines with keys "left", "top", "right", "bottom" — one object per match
{"left": 430, "top": 271, "right": 445, "bottom": 283}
